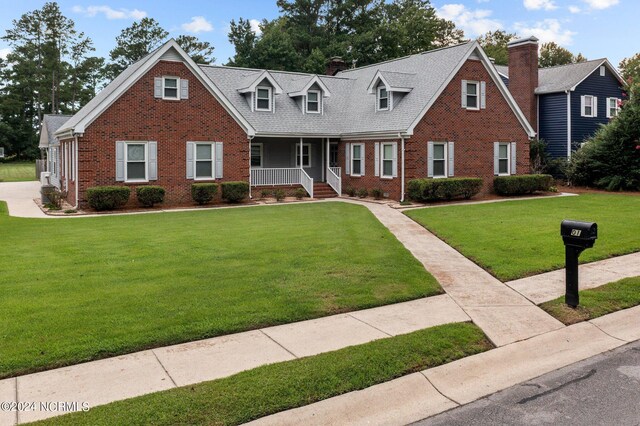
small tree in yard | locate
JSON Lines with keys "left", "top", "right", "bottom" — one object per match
{"left": 567, "top": 83, "right": 640, "bottom": 191}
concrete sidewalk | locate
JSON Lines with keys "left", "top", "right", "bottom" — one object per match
{"left": 250, "top": 305, "right": 640, "bottom": 426}
{"left": 0, "top": 181, "right": 46, "bottom": 218}
{"left": 0, "top": 295, "right": 469, "bottom": 425}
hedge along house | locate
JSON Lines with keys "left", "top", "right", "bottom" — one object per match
{"left": 495, "top": 36, "right": 626, "bottom": 159}
{"left": 50, "top": 38, "right": 535, "bottom": 208}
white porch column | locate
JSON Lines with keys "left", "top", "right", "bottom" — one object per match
{"left": 326, "top": 138, "right": 330, "bottom": 172}
{"left": 299, "top": 137, "right": 303, "bottom": 169}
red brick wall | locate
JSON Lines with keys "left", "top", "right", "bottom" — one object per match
{"left": 74, "top": 60, "right": 248, "bottom": 208}
{"left": 508, "top": 42, "right": 539, "bottom": 133}
{"left": 338, "top": 140, "right": 402, "bottom": 200}
{"left": 407, "top": 59, "right": 531, "bottom": 194}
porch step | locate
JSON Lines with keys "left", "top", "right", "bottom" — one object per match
{"left": 313, "top": 183, "right": 338, "bottom": 199}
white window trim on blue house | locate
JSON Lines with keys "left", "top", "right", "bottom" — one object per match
{"left": 581, "top": 95, "right": 597, "bottom": 118}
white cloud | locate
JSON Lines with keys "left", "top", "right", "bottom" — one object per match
{"left": 582, "top": 0, "right": 619, "bottom": 9}
{"left": 72, "top": 5, "right": 146, "bottom": 20}
{"left": 181, "top": 16, "right": 213, "bottom": 34}
{"left": 0, "top": 48, "right": 10, "bottom": 60}
{"left": 568, "top": 5, "right": 582, "bottom": 13}
{"left": 514, "top": 19, "right": 576, "bottom": 45}
{"left": 523, "top": 0, "right": 557, "bottom": 10}
{"left": 437, "top": 4, "right": 502, "bottom": 37}
{"left": 249, "top": 19, "right": 262, "bottom": 35}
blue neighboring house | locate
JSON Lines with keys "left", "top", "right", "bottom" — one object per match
{"left": 496, "top": 59, "right": 626, "bottom": 159}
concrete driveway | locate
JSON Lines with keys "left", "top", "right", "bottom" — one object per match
{"left": 0, "top": 181, "right": 46, "bottom": 218}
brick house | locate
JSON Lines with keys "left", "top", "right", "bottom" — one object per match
{"left": 45, "top": 38, "right": 536, "bottom": 208}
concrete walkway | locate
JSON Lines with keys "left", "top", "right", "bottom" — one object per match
{"left": 0, "top": 181, "right": 46, "bottom": 218}
{"left": 506, "top": 252, "right": 640, "bottom": 304}
{"left": 0, "top": 295, "right": 469, "bottom": 425}
{"left": 344, "top": 200, "right": 564, "bottom": 347}
{"left": 249, "top": 304, "right": 640, "bottom": 426}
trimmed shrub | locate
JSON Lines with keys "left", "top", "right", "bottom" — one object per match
{"left": 260, "top": 189, "right": 271, "bottom": 199}
{"left": 294, "top": 188, "right": 307, "bottom": 199}
{"left": 493, "top": 174, "right": 554, "bottom": 196}
{"left": 136, "top": 186, "right": 165, "bottom": 207}
{"left": 274, "top": 189, "right": 286, "bottom": 202}
{"left": 191, "top": 183, "right": 219, "bottom": 205}
{"left": 371, "top": 188, "right": 384, "bottom": 200}
{"left": 407, "top": 178, "right": 483, "bottom": 202}
{"left": 345, "top": 186, "right": 356, "bottom": 197}
{"left": 86, "top": 186, "right": 130, "bottom": 211}
{"left": 356, "top": 188, "right": 368, "bottom": 198}
{"left": 221, "top": 181, "right": 250, "bottom": 203}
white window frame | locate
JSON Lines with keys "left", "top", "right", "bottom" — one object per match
{"left": 295, "top": 143, "right": 312, "bottom": 168}
{"left": 351, "top": 143, "right": 365, "bottom": 176}
{"left": 306, "top": 90, "right": 321, "bottom": 114}
{"left": 377, "top": 86, "right": 389, "bottom": 111}
{"left": 256, "top": 86, "right": 272, "bottom": 111}
{"left": 124, "top": 142, "right": 148, "bottom": 183}
{"left": 194, "top": 142, "right": 215, "bottom": 180}
{"left": 162, "top": 76, "right": 180, "bottom": 100}
{"left": 582, "top": 95, "right": 595, "bottom": 117}
{"left": 606, "top": 97, "right": 620, "bottom": 118}
{"left": 251, "top": 143, "right": 263, "bottom": 168}
{"left": 381, "top": 143, "right": 395, "bottom": 178}
{"left": 432, "top": 143, "right": 448, "bottom": 178}
{"left": 497, "top": 142, "right": 511, "bottom": 176}
{"left": 465, "top": 81, "right": 480, "bottom": 111}
{"left": 600, "top": 66, "right": 606, "bottom": 77}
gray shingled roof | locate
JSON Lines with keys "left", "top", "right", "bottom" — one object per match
{"left": 493, "top": 59, "right": 615, "bottom": 94}
{"left": 40, "top": 114, "right": 72, "bottom": 148}
{"left": 200, "top": 42, "right": 475, "bottom": 136}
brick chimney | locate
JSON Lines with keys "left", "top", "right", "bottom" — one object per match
{"left": 326, "top": 56, "right": 347, "bottom": 76}
{"left": 507, "top": 36, "right": 539, "bottom": 133}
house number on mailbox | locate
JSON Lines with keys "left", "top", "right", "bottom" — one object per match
{"left": 571, "top": 229, "right": 582, "bottom": 237}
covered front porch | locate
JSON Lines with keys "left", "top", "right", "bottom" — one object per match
{"left": 250, "top": 137, "right": 341, "bottom": 198}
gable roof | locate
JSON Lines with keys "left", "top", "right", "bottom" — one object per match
{"left": 367, "top": 70, "right": 416, "bottom": 93}
{"left": 237, "top": 70, "right": 284, "bottom": 94}
{"left": 56, "top": 40, "right": 254, "bottom": 138}
{"left": 287, "top": 75, "right": 332, "bottom": 98}
{"left": 39, "top": 114, "right": 72, "bottom": 148}
{"left": 494, "top": 59, "right": 625, "bottom": 95}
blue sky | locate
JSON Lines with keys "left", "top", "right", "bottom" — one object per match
{"left": 0, "top": 0, "right": 637, "bottom": 67}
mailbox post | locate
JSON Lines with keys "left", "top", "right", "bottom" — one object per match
{"left": 560, "top": 220, "right": 598, "bottom": 308}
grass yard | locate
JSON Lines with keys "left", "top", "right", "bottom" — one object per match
{"left": 0, "top": 162, "right": 36, "bottom": 182}
{"left": 540, "top": 276, "right": 640, "bottom": 325}
{"left": 39, "top": 323, "right": 492, "bottom": 426}
{"left": 0, "top": 201, "right": 441, "bottom": 379}
{"left": 405, "top": 194, "right": 640, "bottom": 281}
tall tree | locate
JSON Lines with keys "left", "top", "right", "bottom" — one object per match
{"left": 539, "top": 42, "right": 586, "bottom": 68}
{"left": 477, "top": 30, "right": 517, "bottom": 66}
{"left": 227, "top": 18, "right": 258, "bottom": 68}
{"left": 105, "top": 18, "right": 169, "bottom": 79}
{"left": 175, "top": 35, "right": 215, "bottom": 64}
{"left": 619, "top": 53, "right": 640, "bottom": 85}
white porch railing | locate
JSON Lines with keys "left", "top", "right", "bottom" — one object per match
{"left": 251, "top": 168, "right": 301, "bottom": 186}
{"left": 300, "top": 169, "right": 314, "bottom": 198}
{"left": 250, "top": 167, "right": 314, "bottom": 198}
{"left": 327, "top": 167, "right": 341, "bottom": 196}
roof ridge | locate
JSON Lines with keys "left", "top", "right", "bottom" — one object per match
{"left": 538, "top": 58, "right": 605, "bottom": 71}
{"left": 200, "top": 64, "right": 353, "bottom": 80}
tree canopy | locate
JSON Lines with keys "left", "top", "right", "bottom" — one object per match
{"left": 620, "top": 53, "right": 640, "bottom": 85}
{"left": 477, "top": 30, "right": 517, "bottom": 66}
{"left": 539, "top": 42, "right": 587, "bottom": 68}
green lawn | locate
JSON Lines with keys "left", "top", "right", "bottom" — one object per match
{"left": 0, "top": 201, "right": 441, "bottom": 379}
{"left": 0, "top": 162, "right": 36, "bottom": 182}
{"left": 39, "top": 323, "right": 492, "bottom": 426}
{"left": 540, "top": 276, "right": 640, "bottom": 325}
{"left": 405, "top": 194, "right": 640, "bottom": 281}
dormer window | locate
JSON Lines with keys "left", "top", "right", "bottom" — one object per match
{"left": 307, "top": 90, "right": 320, "bottom": 113}
{"left": 256, "top": 87, "right": 272, "bottom": 111}
{"left": 377, "top": 87, "right": 389, "bottom": 111}
{"left": 163, "top": 77, "right": 179, "bottom": 100}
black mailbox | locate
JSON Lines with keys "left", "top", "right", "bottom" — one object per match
{"left": 561, "top": 220, "right": 597, "bottom": 249}
{"left": 561, "top": 219, "right": 598, "bottom": 308}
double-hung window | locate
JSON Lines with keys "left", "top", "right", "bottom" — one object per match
{"left": 465, "top": 81, "right": 479, "bottom": 110}
{"left": 581, "top": 95, "right": 596, "bottom": 117}
{"left": 433, "top": 143, "right": 447, "bottom": 178}
{"left": 497, "top": 143, "right": 510, "bottom": 175}
{"left": 251, "top": 143, "right": 263, "bottom": 168}
{"left": 377, "top": 86, "right": 389, "bottom": 111}
{"left": 296, "top": 143, "right": 311, "bottom": 167}
{"left": 195, "top": 143, "right": 214, "bottom": 179}
{"left": 307, "top": 90, "right": 320, "bottom": 113}
{"left": 351, "top": 144, "right": 364, "bottom": 176}
{"left": 607, "top": 97, "right": 620, "bottom": 118}
{"left": 381, "top": 143, "right": 394, "bottom": 177}
{"left": 256, "top": 87, "right": 272, "bottom": 111}
{"left": 126, "top": 143, "right": 147, "bottom": 181}
{"left": 163, "top": 77, "right": 179, "bottom": 100}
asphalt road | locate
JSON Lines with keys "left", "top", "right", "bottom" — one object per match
{"left": 414, "top": 339, "right": 640, "bottom": 426}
